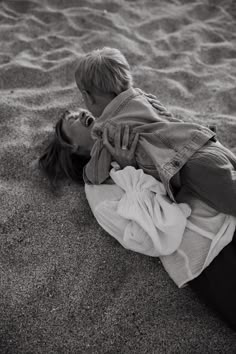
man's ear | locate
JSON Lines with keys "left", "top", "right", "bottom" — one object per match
{"left": 82, "top": 90, "right": 96, "bottom": 105}
{"left": 72, "top": 144, "right": 79, "bottom": 153}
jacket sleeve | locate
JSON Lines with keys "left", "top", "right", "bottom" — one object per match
{"left": 84, "top": 138, "right": 112, "bottom": 184}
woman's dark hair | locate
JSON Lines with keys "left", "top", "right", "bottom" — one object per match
{"left": 39, "top": 117, "right": 90, "bottom": 187}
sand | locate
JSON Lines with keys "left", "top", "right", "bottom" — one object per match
{"left": 0, "top": 0, "right": 236, "bottom": 352}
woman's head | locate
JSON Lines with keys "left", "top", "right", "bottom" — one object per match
{"left": 61, "top": 109, "right": 94, "bottom": 153}
{"left": 39, "top": 109, "right": 94, "bottom": 186}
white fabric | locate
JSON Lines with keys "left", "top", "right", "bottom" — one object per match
{"left": 85, "top": 166, "right": 236, "bottom": 287}
{"left": 160, "top": 197, "right": 236, "bottom": 287}
{"left": 86, "top": 166, "right": 191, "bottom": 257}
{"left": 109, "top": 167, "right": 191, "bottom": 256}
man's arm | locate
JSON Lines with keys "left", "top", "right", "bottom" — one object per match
{"left": 84, "top": 139, "right": 112, "bottom": 184}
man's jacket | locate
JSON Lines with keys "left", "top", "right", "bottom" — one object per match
{"left": 84, "top": 87, "right": 215, "bottom": 201}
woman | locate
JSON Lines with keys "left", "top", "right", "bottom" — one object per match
{"left": 39, "top": 109, "right": 236, "bottom": 330}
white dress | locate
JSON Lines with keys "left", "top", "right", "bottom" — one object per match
{"left": 85, "top": 166, "right": 236, "bottom": 287}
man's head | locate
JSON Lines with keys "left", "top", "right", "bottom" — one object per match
{"left": 75, "top": 47, "right": 133, "bottom": 117}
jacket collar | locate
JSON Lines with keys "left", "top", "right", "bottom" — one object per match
{"left": 97, "top": 87, "right": 139, "bottom": 124}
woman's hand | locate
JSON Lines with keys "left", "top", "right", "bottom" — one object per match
{"left": 103, "top": 125, "right": 139, "bottom": 169}
{"left": 137, "top": 88, "right": 173, "bottom": 117}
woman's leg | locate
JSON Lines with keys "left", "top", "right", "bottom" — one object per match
{"left": 189, "top": 230, "right": 236, "bottom": 331}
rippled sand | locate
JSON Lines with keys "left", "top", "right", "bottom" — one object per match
{"left": 0, "top": 0, "right": 236, "bottom": 352}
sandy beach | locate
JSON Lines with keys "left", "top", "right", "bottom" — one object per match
{"left": 0, "top": 0, "right": 236, "bottom": 352}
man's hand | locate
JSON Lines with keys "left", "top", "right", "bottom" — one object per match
{"left": 103, "top": 125, "right": 139, "bottom": 169}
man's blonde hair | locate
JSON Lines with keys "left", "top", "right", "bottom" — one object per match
{"left": 75, "top": 47, "right": 133, "bottom": 95}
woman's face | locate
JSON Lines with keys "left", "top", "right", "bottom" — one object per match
{"left": 61, "top": 109, "right": 95, "bottom": 157}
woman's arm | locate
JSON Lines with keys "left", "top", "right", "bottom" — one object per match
{"left": 136, "top": 89, "right": 175, "bottom": 119}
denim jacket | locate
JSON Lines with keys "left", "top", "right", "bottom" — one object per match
{"left": 84, "top": 87, "right": 215, "bottom": 201}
